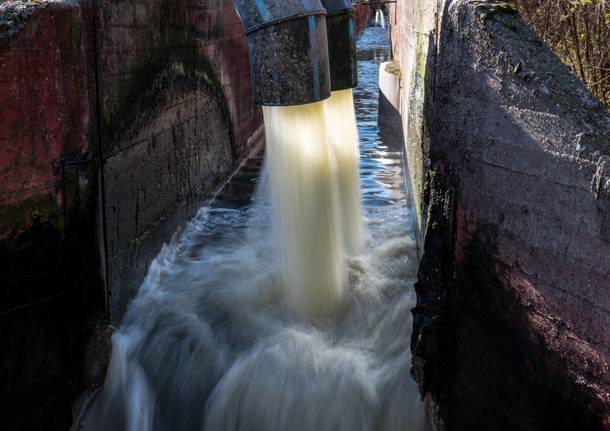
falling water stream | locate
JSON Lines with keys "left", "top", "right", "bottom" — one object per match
{"left": 80, "top": 26, "right": 425, "bottom": 431}
{"left": 374, "top": 9, "right": 386, "bottom": 29}
{"left": 263, "top": 88, "right": 363, "bottom": 318}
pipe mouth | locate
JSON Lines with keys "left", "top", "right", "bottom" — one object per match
{"left": 233, "top": 0, "right": 327, "bottom": 34}
{"left": 233, "top": 0, "right": 332, "bottom": 106}
{"left": 247, "top": 14, "right": 332, "bottom": 106}
{"left": 243, "top": 9, "right": 327, "bottom": 34}
{"left": 323, "top": 6, "right": 358, "bottom": 91}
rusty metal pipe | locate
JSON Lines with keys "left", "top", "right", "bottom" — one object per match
{"left": 232, "top": 0, "right": 332, "bottom": 106}
{"left": 320, "top": 0, "right": 358, "bottom": 91}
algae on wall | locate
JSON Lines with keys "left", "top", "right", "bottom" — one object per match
{"left": 390, "top": 0, "right": 444, "bottom": 237}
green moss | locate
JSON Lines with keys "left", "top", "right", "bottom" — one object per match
{"left": 0, "top": 194, "right": 60, "bottom": 230}
{"left": 385, "top": 61, "right": 402, "bottom": 78}
{"left": 409, "top": 30, "right": 434, "bottom": 227}
{"left": 102, "top": 28, "right": 234, "bottom": 155}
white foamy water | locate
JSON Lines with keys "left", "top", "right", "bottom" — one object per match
{"left": 79, "top": 26, "right": 426, "bottom": 431}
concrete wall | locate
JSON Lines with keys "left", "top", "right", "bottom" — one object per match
{"left": 387, "top": 0, "right": 610, "bottom": 429}
{"left": 0, "top": 0, "right": 262, "bottom": 428}
{"left": 95, "top": 0, "right": 263, "bottom": 322}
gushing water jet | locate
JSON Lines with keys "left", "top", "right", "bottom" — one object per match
{"left": 263, "top": 101, "right": 347, "bottom": 318}
{"left": 374, "top": 9, "right": 386, "bottom": 29}
{"left": 259, "top": 0, "right": 362, "bottom": 317}
{"left": 324, "top": 89, "right": 363, "bottom": 254}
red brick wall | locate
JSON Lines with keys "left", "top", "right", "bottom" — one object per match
{"left": 0, "top": 1, "right": 95, "bottom": 217}
{"left": 0, "top": 4, "right": 100, "bottom": 427}
{"left": 0, "top": 0, "right": 262, "bottom": 233}
{"left": 202, "top": 0, "right": 264, "bottom": 156}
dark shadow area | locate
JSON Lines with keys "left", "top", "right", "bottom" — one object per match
{"left": 0, "top": 182, "right": 107, "bottom": 430}
{"left": 378, "top": 90, "right": 405, "bottom": 149}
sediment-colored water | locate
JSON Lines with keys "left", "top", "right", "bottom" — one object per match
{"left": 263, "top": 88, "right": 363, "bottom": 318}
{"left": 80, "top": 26, "right": 425, "bottom": 431}
{"left": 325, "top": 89, "right": 364, "bottom": 255}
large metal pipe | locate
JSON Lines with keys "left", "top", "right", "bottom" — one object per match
{"left": 320, "top": 0, "right": 358, "bottom": 91}
{"left": 233, "top": 0, "right": 332, "bottom": 106}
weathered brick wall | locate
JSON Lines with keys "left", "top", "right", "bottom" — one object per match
{"left": 202, "top": 0, "right": 264, "bottom": 157}
{"left": 388, "top": 0, "right": 610, "bottom": 429}
{"left": 0, "top": 1, "right": 96, "bottom": 207}
{"left": 0, "top": 0, "right": 263, "bottom": 428}
{"left": 0, "top": 2, "right": 102, "bottom": 429}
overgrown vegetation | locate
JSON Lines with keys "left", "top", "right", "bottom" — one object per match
{"left": 514, "top": 0, "right": 610, "bottom": 108}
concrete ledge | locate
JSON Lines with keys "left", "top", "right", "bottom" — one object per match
{"left": 378, "top": 61, "right": 404, "bottom": 146}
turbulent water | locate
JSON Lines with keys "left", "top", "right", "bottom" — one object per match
{"left": 80, "top": 26, "right": 426, "bottom": 431}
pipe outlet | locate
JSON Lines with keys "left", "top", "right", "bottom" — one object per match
{"left": 320, "top": 0, "right": 358, "bottom": 91}
{"left": 233, "top": 0, "right": 332, "bottom": 106}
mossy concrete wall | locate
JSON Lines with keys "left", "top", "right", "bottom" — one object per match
{"left": 388, "top": 0, "right": 610, "bottom": 429}
{"left": 0, "top": 0, "right": 263, "bottom": 428}
{"left": 95, "top": 0, "right": 263, "bottom": 323}
{"left": 389, "top": 0, "right": 440, "bottom": 233}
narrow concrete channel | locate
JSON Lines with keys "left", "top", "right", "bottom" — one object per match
{"left": 77, "top": 24, "right": 428, "bottom": 431}
{"left": 3, "top": 1, "right": 608, "bottom": 429}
